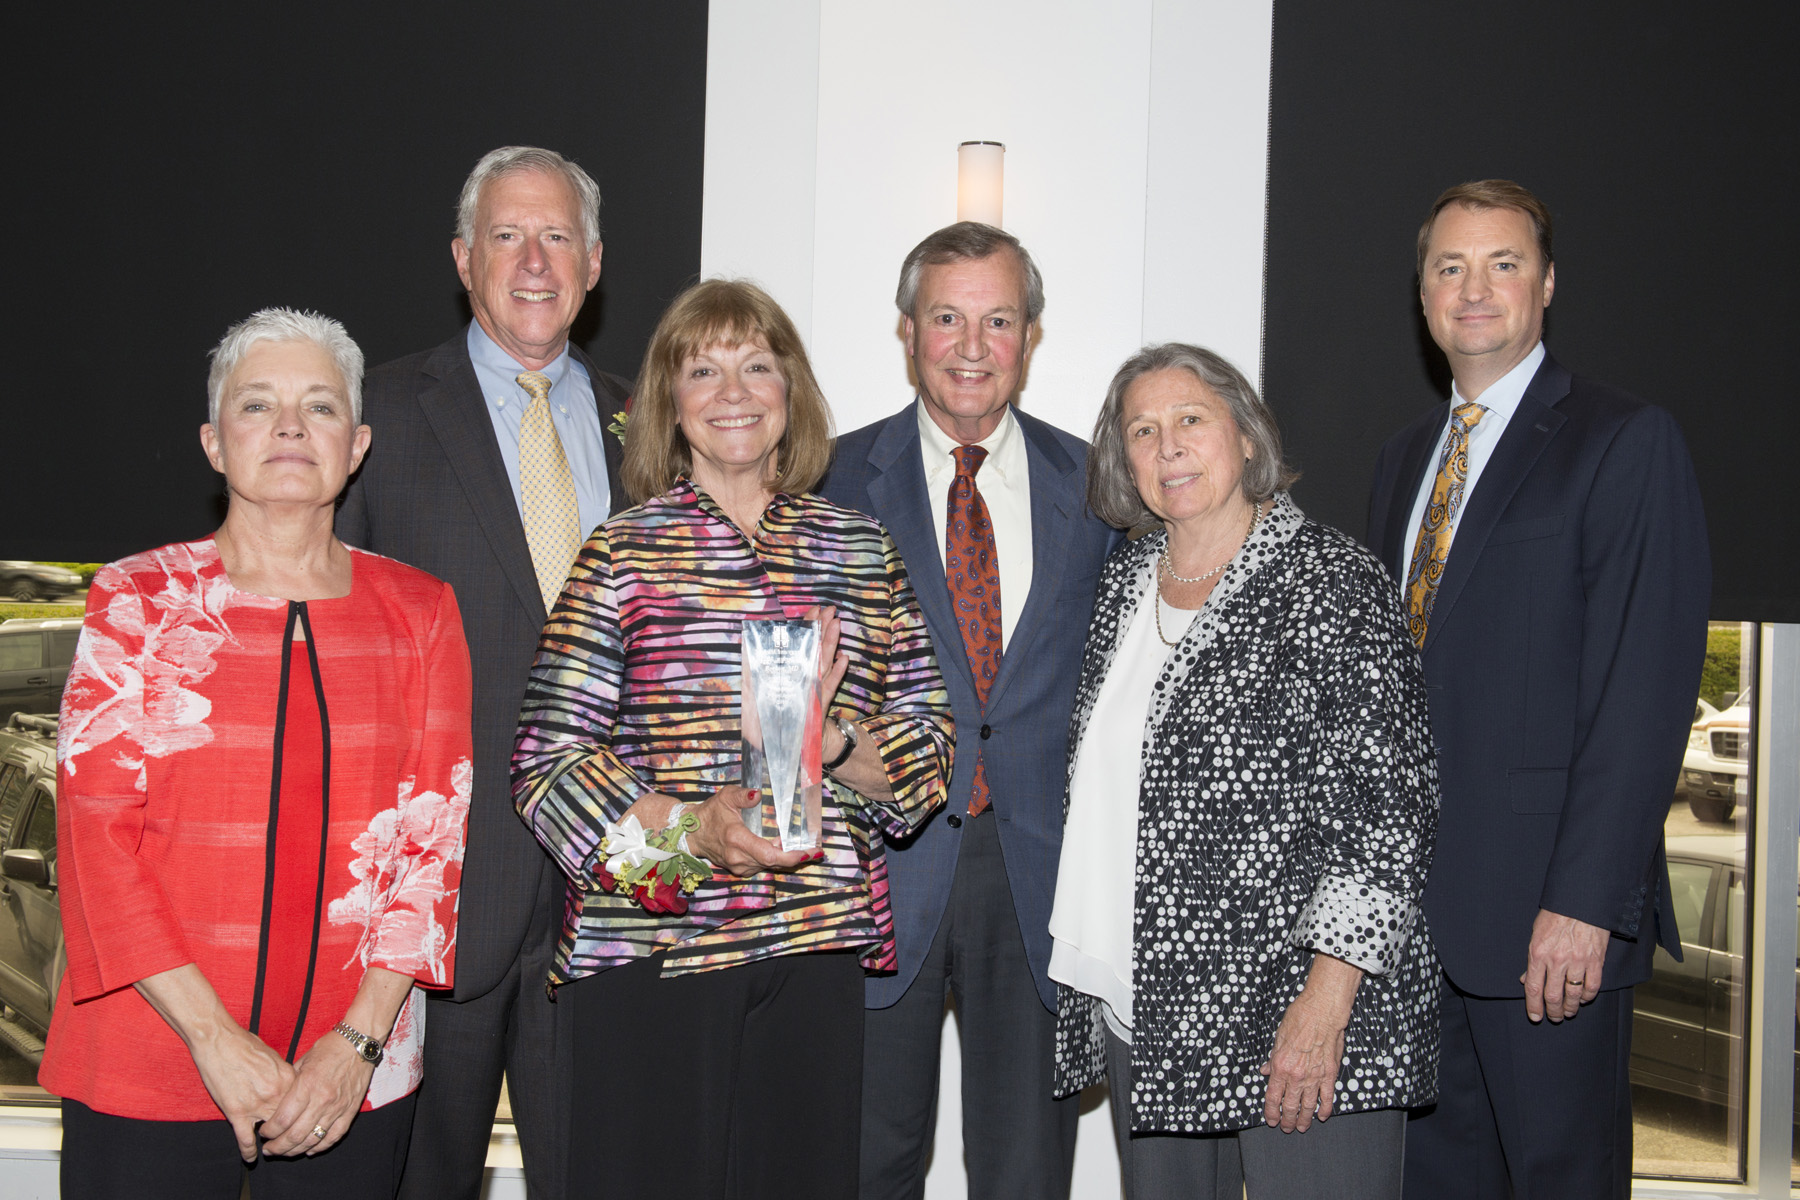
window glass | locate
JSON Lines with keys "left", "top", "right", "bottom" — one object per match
{"left": 0, "top": 634, "right": 42, "bottom": 672}
{"left": 1634, "top": 621, "right": 1754, "bottom": 1183}
{"left": 1665, "top": 860, "right": 1713, "bottom": 949}
{"left": 48, "top": 631, "right": 78, "bottom": 664}
{"left": 19, "top": 790, "right": 53, "bottom": 857}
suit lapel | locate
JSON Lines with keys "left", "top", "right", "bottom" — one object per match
{"left": 861, "top": 414, "right": 971, "bottom": 693}
{"left": 416, "top": 338, "right": 546, "bottom": 621}
{"left": 1384, "top": 417, "right": 1443, "bottom": 577}
{"left": 571, "top": 344, "right": 633, "bottom": 515}
{"left": 984, "top": 413, "right": 1080, "bottom": 713}
{"left": 1420, "top": 356, "right": 1572, "bottom": 656}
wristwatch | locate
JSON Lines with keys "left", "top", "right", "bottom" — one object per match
{"left": 333, "top": 1021, "right": 384, "bottom": 1065}
{"left": 823, "top": 716, "right": 859, "bottom": 772}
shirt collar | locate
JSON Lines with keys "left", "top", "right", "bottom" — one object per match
{"left": 915, "top": 398, "right": 1024, "bottom": 484}
{"left": 466, "top": 320, "right": 574, "bottom": 396}
{"left": 1451, "top": 340, "right": 1544, "bottom": 422}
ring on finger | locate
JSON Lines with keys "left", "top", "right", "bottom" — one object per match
{"left": 311, "top": 1124, "right": 328, "bottom": 1140}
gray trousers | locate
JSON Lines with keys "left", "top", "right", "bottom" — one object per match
{"left": 1105, "top": 1028, "right": 1405, "bottom": 1200}
{"left": 860, "top": 812, "right": 1079, "bottom": 1200}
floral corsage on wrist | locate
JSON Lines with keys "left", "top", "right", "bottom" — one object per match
{"left": 596, "top": 806, "right": 710, "bottom": 914}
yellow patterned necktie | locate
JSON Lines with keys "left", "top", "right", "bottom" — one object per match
{"left": 516, "top": 371, "right": 583, "bottom": 612}
{"left": 1404, "top": 399, "right": 1487, "bottom": 646}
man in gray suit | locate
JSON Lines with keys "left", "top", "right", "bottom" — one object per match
{"left": 821, "top": 223, "right": 1119, "bottom": 1200}
{"left": 337, "top": 146, "right": 630, "bottom": 1200}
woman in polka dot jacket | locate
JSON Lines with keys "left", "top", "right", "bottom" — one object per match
{"left": 1047, "top": 344, "right": 1439, "bottom": 1200}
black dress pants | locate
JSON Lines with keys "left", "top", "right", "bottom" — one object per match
{"left": 1404, "top": 975, "right": 1635, "bottom": 1199}
{"left": 61, "top": 1092, "right": 415, "bottom": 1200}
{"left": 567, "top": 948, "right": 865, "bottom": 1200}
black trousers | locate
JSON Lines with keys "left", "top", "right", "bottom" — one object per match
{"left": 860, "top": 811, "right": 1079, "bottom": 1200}
{"left": 61, "top": 1092, "right": 415, "bottom": 1200}
{"left": 567, "top": 948, "right": 865, "bottom": 1200}
{"left": 1404, "top": 975, "right": 1634, "bottom": 1199}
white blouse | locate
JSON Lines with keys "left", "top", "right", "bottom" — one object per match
{"left": 1048, "top": 573, "right": 1196, "bottom": 1043}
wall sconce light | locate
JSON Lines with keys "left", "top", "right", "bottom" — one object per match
{"left": 957, "top": 141, "right": 1005, "bottom": 227}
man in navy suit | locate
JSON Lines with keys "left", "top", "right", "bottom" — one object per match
{"left": 1366, "top": 180, "right": 1710, "bottom": 1198}
{"left": 821, "top": 223, "right": 1119, "bottom": 1200}
{"left": 338, "top": 147, "right": 630, "bottom": 1200}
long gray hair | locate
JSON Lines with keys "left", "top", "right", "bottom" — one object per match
{"left": 1087, "top": 343, "right": 1298, "bottom": 532}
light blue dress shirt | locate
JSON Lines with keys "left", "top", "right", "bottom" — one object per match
{"left": 1401, "top": 340, "right": 1546, "bottom": 572}
{"left": 466, "top": 321, "right": 614, "bottom": 541}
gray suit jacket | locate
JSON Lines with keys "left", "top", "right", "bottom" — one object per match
{"left": 336, "top": 329, "right": 630, "bottom": 1001}
{"left": 821, "top": 405, "right": 1120, "bottom": 1012}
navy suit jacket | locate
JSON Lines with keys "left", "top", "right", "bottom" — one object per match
{"left": 336, "top": 329, "right": 631, "bottom": 1001}
{"left": 1366, "top": 351, "right": 1709, "bottom": 997}
{"left": 821, "top": 405, "right": 1120, "bottom": 1011}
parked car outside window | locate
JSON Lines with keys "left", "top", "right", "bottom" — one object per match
{"left": 0, "top": 712, "right": 60, "bottom": 1060}
{"left": 0, "top": 619, "right": 81, "bottom": 723}
{"left": 1682, "top": 692, "right": 1751, "bottom": 823}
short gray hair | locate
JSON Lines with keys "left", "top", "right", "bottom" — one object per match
{"left": 456, "top": 146, "right": 602, "bottom": 250}
{"left": 207, "top": 308, "right": 364, "bottom": 426}
{"left": 895, "top": 222, "right": 1045, "bottom": 326}
{"left": 1087, "top": 343, "right": 1298, "bottom": 531}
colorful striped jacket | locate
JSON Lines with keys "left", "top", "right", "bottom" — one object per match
{"left": 512, "top": 481, "right": 953, "bottom": 983}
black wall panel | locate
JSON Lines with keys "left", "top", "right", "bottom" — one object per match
{"left": 1263, "top": 2, "right": 1797, "bottom": 621}
{"left": 6, "top": 2, "right": 707, "bottom": 562}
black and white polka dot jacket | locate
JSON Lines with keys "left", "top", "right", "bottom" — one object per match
{"left": 1051, "top": 493, "right": 1442, "bottom": 1134}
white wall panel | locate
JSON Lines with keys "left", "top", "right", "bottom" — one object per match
{"left": 1141, "top": 0, "right": 1274, "bottom": 390}
{"left": 809, "top": 1, "right": 1155, "bottom": 440}
{"left": 700, "top": 0, "right": 823, "bottom": 340}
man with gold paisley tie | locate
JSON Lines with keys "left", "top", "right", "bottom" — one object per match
{"left": 1365, "top": 180, "right": 1710, "bottom": 1200}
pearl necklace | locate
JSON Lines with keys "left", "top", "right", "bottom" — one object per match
{"left": 1154, "top": 501, "right": 1264, "bottom": 647}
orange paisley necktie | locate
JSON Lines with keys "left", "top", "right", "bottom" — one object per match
{"left": 1404, "top": 400, "right": 1486, "bottom": 646}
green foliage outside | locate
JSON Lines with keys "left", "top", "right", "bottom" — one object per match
{"left": 0, "top": 605, "right": 82, "bottom": 622}
{"left": 1698, "top": 623, "right": 1744, "bottom": 710}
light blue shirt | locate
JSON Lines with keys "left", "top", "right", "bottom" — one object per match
{"left": 1401, "top": 341, "right": 1546, "bottom": 572}
{"left": 466, "top": 322, "right": 614, "bottom": 541}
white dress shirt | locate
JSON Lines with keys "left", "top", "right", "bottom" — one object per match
{"left": 467, "top": 321, "right": 613, "bottom": 541}
{"left": 917, "top": 400, "right": 1033, "bottom": 651}
{"left": 1400, "top": 341, "right": 1545, "bottom": 574}
{"left": 1048, "top": 575, "right": 1198, "bottom": 1042}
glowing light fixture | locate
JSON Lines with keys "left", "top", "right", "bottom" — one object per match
{"left": 957, "top": 141, "right": 1005, "bottom": 226}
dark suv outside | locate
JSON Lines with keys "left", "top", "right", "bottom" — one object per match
{"left": 0, "top": 562, "right": 83, "bottom": 604}
{"left": 0, "top": 712, "right": 59, "bottom": 1059}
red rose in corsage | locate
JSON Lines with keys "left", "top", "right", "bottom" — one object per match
{"left": 596, "top": 809, "right": 709, "bottom": 915}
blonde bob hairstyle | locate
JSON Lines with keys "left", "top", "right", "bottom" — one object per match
{"left": 623, "top": 279, "right": 835, "bottom": 504}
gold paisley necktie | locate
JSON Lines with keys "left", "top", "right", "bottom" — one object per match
{"left": 516, "top": 371, "right": 583, "bottom": 612}
{"left": 1404, "top": 399, "right": 1486, "bottom": 646}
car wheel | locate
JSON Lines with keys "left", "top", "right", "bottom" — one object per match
{"left": 1688, "top": 793, "right": 1734, "bottom": 823}
{"left": 6, "top": 579, "right": 40, "bottom": 602}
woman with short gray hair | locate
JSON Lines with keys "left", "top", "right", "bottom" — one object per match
{"left": 1048, "top": 343, "right": 1440, "bottom": 1198}
{"left": 43, "top": 309, "right": 472, "bottom": 1200}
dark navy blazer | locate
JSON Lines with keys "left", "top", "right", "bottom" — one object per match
{"left": 821, "top": 405, "right": 1121, "bottom": 1012}
{"left": 1366, "top": 351, "right": 1710, "bottom": 997}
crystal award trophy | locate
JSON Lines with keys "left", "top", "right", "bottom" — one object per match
{"left": 739, "top": 617, "right": 824, "bottom": 852}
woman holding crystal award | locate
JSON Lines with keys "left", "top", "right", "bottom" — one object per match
{"left": 512, "top": 279, "right": 953, "bottom": 1200}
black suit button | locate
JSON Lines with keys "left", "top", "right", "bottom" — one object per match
{"left": 980, "top": 724, "right": 991, "bottom": 740}
{"left": 947, "top": 814, "right": 963, "bottom": 828}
